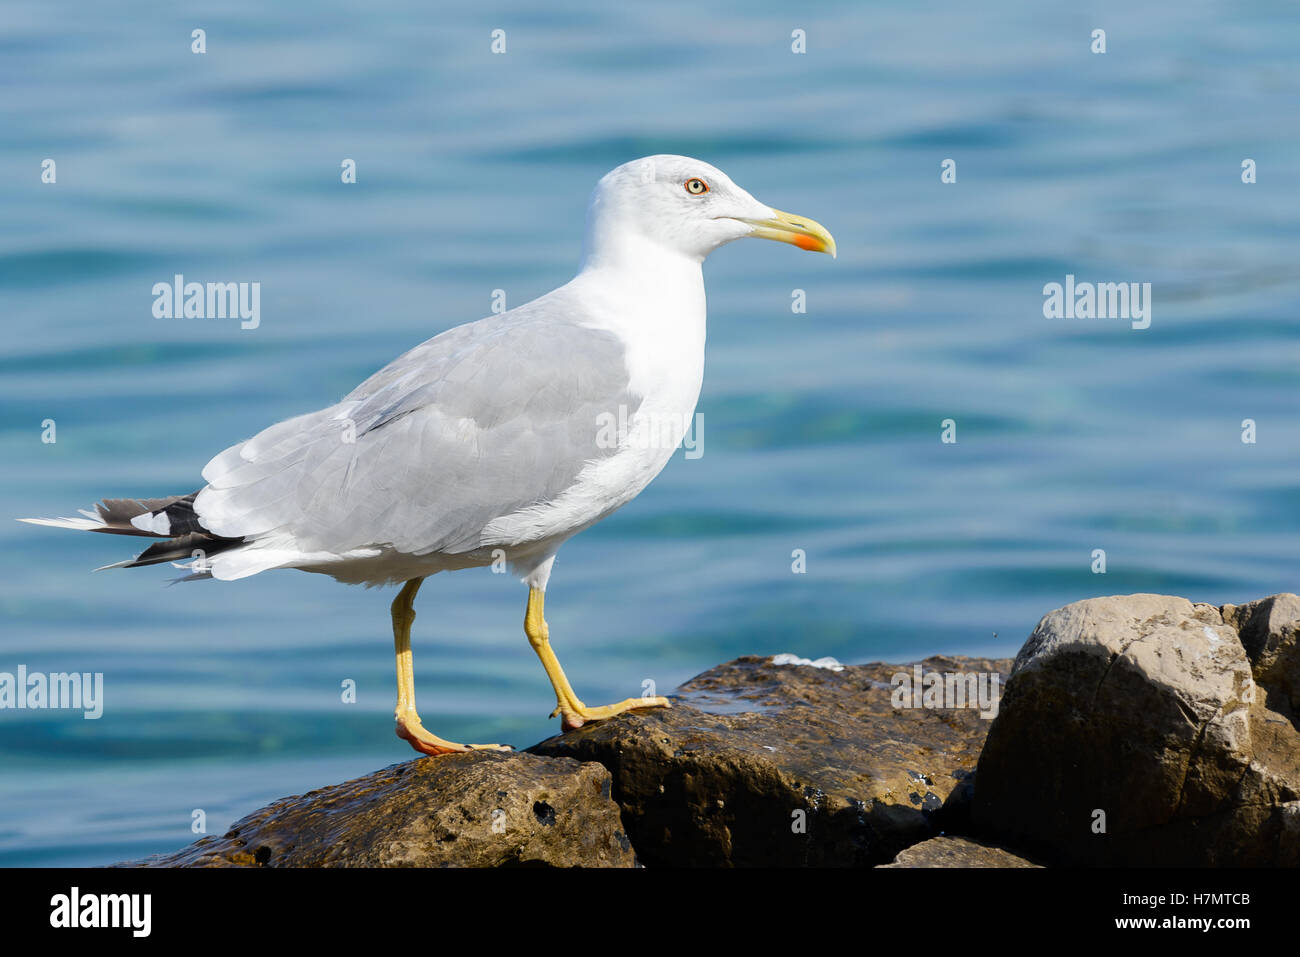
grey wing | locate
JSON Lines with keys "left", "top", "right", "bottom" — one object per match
{"left": 195, "top": 305, "right": 641, "bottom": 557}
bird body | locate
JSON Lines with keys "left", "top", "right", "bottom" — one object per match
{"left": 199, "top": 217, "right": 709, "bottom": 590}
{"left": 22, "top": 155, "right": 835, "bottom": 753}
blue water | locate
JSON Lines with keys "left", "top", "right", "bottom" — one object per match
{"left": 2, "top": 0, "right": 1298, "bottom": 866}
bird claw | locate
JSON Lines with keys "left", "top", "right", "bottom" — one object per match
{"left": 395, "top": 711, "right": 511, "bottom": 756}
{"left": 554, "top": 695, "right": 671, "bottom": 732}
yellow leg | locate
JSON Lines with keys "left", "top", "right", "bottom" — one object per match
{"left": 392, "top": 577, "right": 511, "bottom": 756}
{"left": 525, "top": 586, "right": 670, "bottom": 730}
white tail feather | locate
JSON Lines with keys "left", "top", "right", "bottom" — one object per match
{"left": 18, "top": 516, "right": 106, "bottom": 531}
{"left": 93, "top": 558, "right": 135, "bottom": 571}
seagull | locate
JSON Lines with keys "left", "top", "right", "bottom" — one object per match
{"left": 21, "top": 155, "right": 836, "bottom": 756}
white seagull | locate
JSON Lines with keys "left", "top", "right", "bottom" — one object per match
{"left": 22, "top": 155, "right": 836, "bottom": 755}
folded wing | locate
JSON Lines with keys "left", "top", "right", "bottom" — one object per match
{"left": 196, "top": 301, "right": 641, "bottom": 562}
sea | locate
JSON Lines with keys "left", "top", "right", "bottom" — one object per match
{"left": 1, "top": 0, "right": 1297, "bottom": 865}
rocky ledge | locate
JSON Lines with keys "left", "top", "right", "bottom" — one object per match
{"left": 122, "top": 593, "right": 1300, "bottom": 867}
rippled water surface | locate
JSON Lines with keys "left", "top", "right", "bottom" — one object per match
{"left": 2, "top": 1, "right": 1298, "bottom": 864}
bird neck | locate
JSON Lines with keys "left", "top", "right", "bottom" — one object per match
{"left": 569, "top": 231, "right": 707, "bottom": 363}
{"left": 575, "top": 239, "right": 705, "bottom": 326}
{"left": 579, "top": 220, "right": 704, "bottom": 274}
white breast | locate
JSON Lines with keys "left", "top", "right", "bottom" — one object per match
{"left": 478, "top": 246, "right": 707, "bottom": 553}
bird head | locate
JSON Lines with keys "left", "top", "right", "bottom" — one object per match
{"left": 582, "top": 154, "right": 837, "bottom": 267}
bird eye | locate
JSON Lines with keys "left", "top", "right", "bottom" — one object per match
{"left": 684, "top": 178, "right": 709, "bottom": 195}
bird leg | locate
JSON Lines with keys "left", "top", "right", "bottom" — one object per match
{"left": 392, "top": 577, "right": 512, "bottom": 756}
{"left": 524, "top": 587, "right": 671, "bottom": 731}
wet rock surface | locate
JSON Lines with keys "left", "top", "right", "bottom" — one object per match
{"left": 125, "top": 751, "right": 635, "bottom": 867}
{"left": 879, "top": 836, "right": 1042, "bottom": 868}
{"left": 973, "top": 593, "right": 1300, "bottom": 866}
{"left": 530, "top": 654, "right": 1010, "bottom": 867}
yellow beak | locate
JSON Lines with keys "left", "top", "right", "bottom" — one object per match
{"left": 737, "top": 208, "right": 837, "bottom": 258}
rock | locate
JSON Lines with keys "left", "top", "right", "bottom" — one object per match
{"left": 879, "top": 836, "right": 1042, "bottom": 868}
{"left": 972, "top": 594, "right": 1300, "bottom": 866}
{"left": 123, "top": 751, "right": 635, "bottom": 867}
{"left": 530, "top": 654, "right": 1011, "bottom": 867}
{"left": 1222, "top": 593, "right": 1300, "bottom": 715}
{"left": 113, "top": 595, "right": 1299, "bottom": 869}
